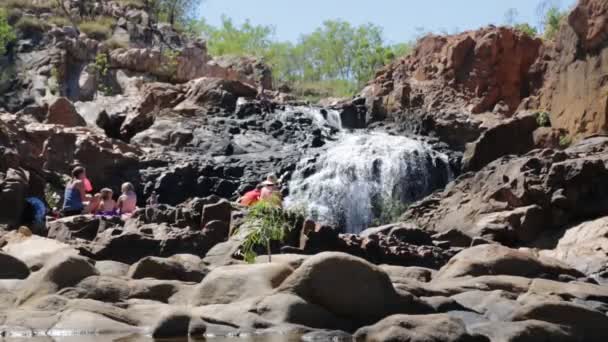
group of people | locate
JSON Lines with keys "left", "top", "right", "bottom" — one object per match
{"left": 62, "top": 166, "right": 137, "bottom": 218}
{"left": 238, "top": 174, "right": 283, "bottom": 207}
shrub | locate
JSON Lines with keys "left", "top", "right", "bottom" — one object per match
{"left": 536, "top": 111, "right": 551, "bottom": 127}
{"left": 514, "top": 23, "right": 538, "bottom": 37}
{"left": 0, "top": 0, "right": 54, "bottom": 11}
{"left": 44, "top": 184, "right": 61, "bottom": 210}
{"left": 14, "top": 15, "right": 48, "bottom": 36}
{"left": 103, "top": 37, "right": 128, "bottom": 51}
{"left": 237, "top": 198, "right": 296, "bottom": 263}
{"left": 0, "top": 8, "right": 15, "bottom": 55}
{"left": 79, "top": 16, "right": 115, "bottom": 41}
{"left": 48, "top": 16, "right": 71, "bottom": 28}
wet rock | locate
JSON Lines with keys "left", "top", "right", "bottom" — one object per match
{"left": 0, "top": 252, "right": 30, "bottom": 279}
{"left": 152, "top": 311, "right": 191, "bottom": 339}
{"left": 0, "top": 168, "right": 28, "bottom": 228}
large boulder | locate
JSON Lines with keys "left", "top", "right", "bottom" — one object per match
{"left": 354, "top": 314, "right": 487, "bottom": 342}
{"left": 278, "top": 252, "right": 432, "bottom": 325}
{"left": 434, "top": 244, "right": 583, "bottom": 281}
{"left": 540, "top": 216, "right": 608, "bottom": 274}
{"left": 189, "top": 263, "right": 293, "bottom": 306}
{"left": 1, "top": 233, "right": 80, "bottom": 270}
{"left": 45, "top": 97, "right": 86, "bottom": 127}
{"left": 462, "top": 112, "right": 539, "bottom": 172}
{"left": 510, "top": 300, "right": 608, "bottom": 342}
{"left": 470, "top": 320, "right": 574, "bottom": 342}
{"left": 47, "top": 216, "right": 121, "bottom": 242}
{"left": 17, "top": 254, "right": 99, "bottom": 304}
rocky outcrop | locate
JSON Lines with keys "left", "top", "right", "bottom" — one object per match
{"left": 356, "top": 26, "right": 542, "bottom": 149}
{"left": 405, "top": 136, "right": 608, "bottom": 245}
{"left": 535, "top": 0, "right": 608, "bottom": 141}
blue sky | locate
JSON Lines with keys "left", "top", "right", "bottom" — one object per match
{"left": 199, "top": 0, "right": 576, "bottom": 44}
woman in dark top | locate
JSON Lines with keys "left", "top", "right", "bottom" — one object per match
{"left": 62, "top": 166, "right": 99, "bottom": 216}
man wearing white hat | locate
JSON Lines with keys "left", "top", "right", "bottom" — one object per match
{"left": 259, "top": 173, "right": 282, "bottom": 206}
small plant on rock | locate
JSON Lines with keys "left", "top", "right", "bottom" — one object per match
{"left": 237, "top": 196, "right": 294, "bottom": 263}
{"left": 44, "top": 184, "right": 61, "bottom": 210}
{"left": 559, "top": 134, "right": 572, "bottom": 148}
{"left": 536, "top": 111, "right": 551, "bottom": 127}
{"left": 93, "top": 52, "right": 113, "bottom": 96}
{"left": 161, "top": 49, "right": 180, "bottom": 77}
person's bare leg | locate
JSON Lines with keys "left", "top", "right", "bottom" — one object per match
{"left": 84, "top": 193, "right": 101, "bottom": 214}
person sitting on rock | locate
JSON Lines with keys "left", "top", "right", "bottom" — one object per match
{"left": 147, "top": 191, "right": 159, "bottom": 206}
{"left": 117, "top": 182, "right": 137, "bottom": 218}
{"left": 238, "top": 183, "right": 263, "bottom": 206}
{"left": 95, "top": 188, "right": 117, "bottom": 216}
{"left": 260, "top": 174, "right": 283, "bottom": 207}
{"left": 62, "top": 166, "right": 100, "bottom": 217}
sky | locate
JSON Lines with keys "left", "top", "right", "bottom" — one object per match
{"left": 199, "top": 0, "right": 576, "bottom": 44}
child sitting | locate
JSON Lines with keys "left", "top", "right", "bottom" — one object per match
{"left": 117, "top": 182, "right": 137, "bottom": 219}
{"left": 96, "top": 188, "right": 117, "bottom": 216}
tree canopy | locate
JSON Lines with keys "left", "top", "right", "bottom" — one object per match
{"left": 189, "top": 17, "right": 412, "bottom": 98}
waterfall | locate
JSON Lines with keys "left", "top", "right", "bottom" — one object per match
{"left": 286, "top": 132, "right": 453, "bottom": 234}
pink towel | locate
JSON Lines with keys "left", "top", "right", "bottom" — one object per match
{"left": 84, "top": 178, "right": 93, "bottom": 193}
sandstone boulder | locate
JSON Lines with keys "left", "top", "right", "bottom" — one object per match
{"left": 1, "top": 233, "right": 79, "bottom": 270}
{"left": 462, "top": 112, "right": 539, "bottom": 172}
{"left": 189, "top": 262, "right": 293, "bottom": 306}
{"left": 510, "top": 301, "right": 608, "bottom": 342}
{"left": 278, "top": 252, "right": 432, "bottom": 325}
{"left": 540, "top": 216, "right": 608, "bottom": 274}
{"left": 127, "top": 256, "right": 208, "bottom": 282}
{"left": 434, "top": 244, "right": 583, "bottom": 280}
{"left": 46, "top": 98, "right": 86, "bottom": 127}
{"left": 470, "top": 320, "right": 574, "bottom": 342}
{"left": 18, "top": 254, "right": 99, "bottom": 304}
{"left": 354, "top": 314, "right": 487, "bottom": 342}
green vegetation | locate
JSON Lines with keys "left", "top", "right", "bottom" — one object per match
{"left": 514, "top": 23, "right": 539, "bottom": 37}
{"left": 542, "top": 6, "right": 567, "bottom": 40}
{"left": 189, "top": 16, "right": 412, "bottom": 98}
{"left": 372, "top": 196, "right": 409, "bottom": 227}
{"left": 150, "top": 0, "right": 204, "bottom": 27}
{"left": 103, "top": 38, "right": 128, "bottom": 50}
{"left": 49, "top": 66, "right": 61, "bottom": 94}
{"left": 0, "top": 8, "right": 15, "bottom": 55}
{"left": 161, "top": 49, "right": 180, "bottom": 76}
{"left": 93, "top": 52, "right": 112, "bottom": 95}
{"left": 48, "top": 15, "right": 71, "bottom": 27}
{"left": 238, "top": 198, "right": 296, "bottom": 263}
{"left": 79, "top": 16, "right": 115, "bottom": 40}
{"left": 44, "top": 184, "right": 61, "bottom": 210}
{"left": 559, "top": 134, "right": 572, "bottom": 148}
{"left": 536, "top": 111, "right": 551, "bottom": 127}
{"left": 0, "top": 0, "right": 54, "bottom": 11}
{"left": 14, "top": 16, "right": 48, "bottom": 35}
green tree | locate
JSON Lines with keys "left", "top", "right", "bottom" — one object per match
{"left": 514, "top": 23, "right": 539, "bottom": 37}
{"left": 543, "top": 6, "right": 567, "bottom": 40}
{"left": 238, "top": 198, "right": 293, "bottom": 263}
{"left": 150, "top": 0, "right": 204, "bottom": 27}
{"left": 0, "top": 9, "right": 15, "bottom": 55}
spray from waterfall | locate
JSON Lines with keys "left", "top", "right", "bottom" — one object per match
{"left": 286, "top": 132, "right": 453, "bottom": 234}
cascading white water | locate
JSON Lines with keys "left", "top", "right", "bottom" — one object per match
{"left": 286, "top": 132, "right": 453, "bottom": 234}
{"left": 276, "top": 105, "right": 342, "bottom": 130}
